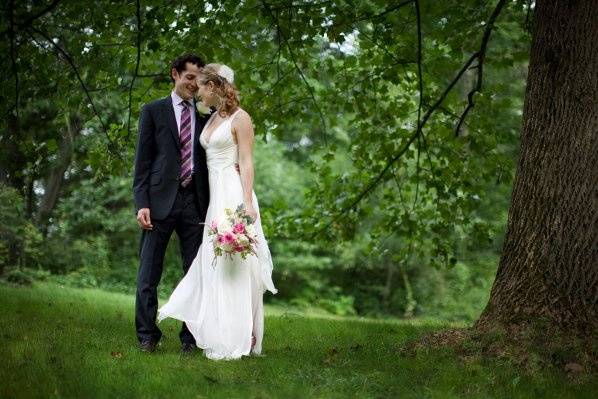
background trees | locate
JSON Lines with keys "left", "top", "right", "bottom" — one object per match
{"left": 1, "top": 1, "right": 533, "bottom": 320}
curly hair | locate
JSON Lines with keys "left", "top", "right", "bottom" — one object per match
{"left": 197, "top": 63, "right": 240, "bottom": 117}
{"left": 170, "top": 54, "right": 205, "bottom": 83}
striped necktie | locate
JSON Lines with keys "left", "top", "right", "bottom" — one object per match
{"left": 179, "top": 101, "right": 193, "bottom": 187}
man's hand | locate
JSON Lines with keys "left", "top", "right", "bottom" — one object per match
{"left": 137, "top": 208, "right": 153, "bottom": 230}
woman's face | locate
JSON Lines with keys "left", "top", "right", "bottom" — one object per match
{"left": 196, "top": 80, "right": 217, "bottom": 106}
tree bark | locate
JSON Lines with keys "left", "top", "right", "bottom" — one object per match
{"left": 37, "top": 113, "right": 81, "bottom": 230}
{"left": 476, "top": 0, "right": 598, "bottom": 333}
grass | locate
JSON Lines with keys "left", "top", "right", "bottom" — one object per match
{"left": 0, "top": 282, "right": 596, "bottom": 399}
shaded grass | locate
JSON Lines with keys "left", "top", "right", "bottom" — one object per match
{"left": 0, "top": 282, "right": 596, "bottom": 398}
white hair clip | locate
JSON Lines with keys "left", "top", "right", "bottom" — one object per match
{"left": 217, "top": 64, "right": 234, "bottom": 84}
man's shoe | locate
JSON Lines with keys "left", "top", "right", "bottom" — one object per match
{"left": 139, "top": 340, "right": 158, "bottom": 353}
{"left": 181, "top": 342, "right": 197, "bottom": 355}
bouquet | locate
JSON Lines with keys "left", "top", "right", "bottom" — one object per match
{"left": 207, "top": 204, "right": 258, "bottom": 266}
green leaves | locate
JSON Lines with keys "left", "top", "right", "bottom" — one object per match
{"left": 1, "top": 0, "right": 529, "bottom": 317}
{"left": 46, "top": 139, "right": 58, "bottom": 152}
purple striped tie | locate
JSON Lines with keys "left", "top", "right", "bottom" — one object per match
{"left": 179, "top": 101, "right": 193, "bottom": 187}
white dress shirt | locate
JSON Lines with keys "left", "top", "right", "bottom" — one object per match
{"left": 171, "top": 90, "right": 196, "bottom": 173}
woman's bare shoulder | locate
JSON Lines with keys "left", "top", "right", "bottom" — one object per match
{"left": 232, "top": 107, "right": 252, "bottom": 124}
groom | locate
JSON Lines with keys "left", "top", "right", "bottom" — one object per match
{"left": 133, "top": 54, "right": 210, "bottom": 354}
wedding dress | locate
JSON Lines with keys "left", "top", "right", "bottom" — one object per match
{"left": 157, "top": 109, "right": 278, "bottom": 360}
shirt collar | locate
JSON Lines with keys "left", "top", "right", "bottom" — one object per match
{"left": 171, "top": 90, "right": 193, "bottom": 107}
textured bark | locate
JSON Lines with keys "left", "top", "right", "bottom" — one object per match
{"left": 476, "top": 0, "right": 598, "bottom": 333}
{"left": 38, "top": 113, "right": 81, "bottom": 229}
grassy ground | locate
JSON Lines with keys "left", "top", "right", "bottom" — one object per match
{"left": 0, "top": 282, "right": 595, "bottom": 399}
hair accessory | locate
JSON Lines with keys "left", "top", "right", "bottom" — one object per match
{"left": 217, "top": 64, "right": 234, "bottom": 84}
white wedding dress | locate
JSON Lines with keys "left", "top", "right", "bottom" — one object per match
{"left": 157, "top": 109, "right": 278, "bottom": 360}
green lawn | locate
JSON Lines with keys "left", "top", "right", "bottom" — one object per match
{"left": 0, "top": 282, "right": 595, "bottom": 399}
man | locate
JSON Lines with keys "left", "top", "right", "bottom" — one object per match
{"left": 133, "top": 54, "right": 210, "bottom": 354}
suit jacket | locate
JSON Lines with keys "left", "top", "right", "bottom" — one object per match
{"left": 132, "top": 96, "right": 210, "bottom": 221}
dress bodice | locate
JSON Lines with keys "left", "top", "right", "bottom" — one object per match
{"left": 199, "top": 110, "right": 241, "bottom": 173}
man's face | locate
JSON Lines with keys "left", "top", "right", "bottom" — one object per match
{"left": 172, "top": 62, "right": 201, "bottom": 100}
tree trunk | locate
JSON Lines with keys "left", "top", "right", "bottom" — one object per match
{"left": 382, "top": 260, "right": 395, "bottom": 312}
{"left": 0, "top": 113, "right": 26, "bottom": 191}
{"left": 400, "top": 264, "right": 416, "bottom": 319}
{"left": 476, "top": 0, "right": 598, "bottom": 333}
{"left": 38, "top": 113, "right": 81, "bottom": 231}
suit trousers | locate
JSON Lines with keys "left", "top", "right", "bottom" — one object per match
{"left": 135, "top": 179, "right": 203, "bottom": 344}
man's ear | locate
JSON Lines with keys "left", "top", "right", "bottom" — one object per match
{"left": 171, "top": 68, "right": 178, "bottom": 82}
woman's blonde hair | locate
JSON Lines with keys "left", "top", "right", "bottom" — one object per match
{"left": 198, "top": 63, "right": 240, "bottom": 117}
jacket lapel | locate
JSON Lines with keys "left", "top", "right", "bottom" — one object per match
{"left": 164, "top": 96, "right": 181, "bottom": 150}
{"left": 194, "top": 104, "right": 210, "bottom": 166}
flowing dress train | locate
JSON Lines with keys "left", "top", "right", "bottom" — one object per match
{"left": 157, "top": 109, "right": 277, "bottom": 360}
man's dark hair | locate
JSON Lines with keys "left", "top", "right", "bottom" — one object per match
{"left": 170, "top": 54, "right": 205, "bottom": 83}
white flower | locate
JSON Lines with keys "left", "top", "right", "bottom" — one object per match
{"left": 217, "top": 219, "right": 232, "bottom": 233}
{"left": 245, "top": 224, "right": 256, "bottom": 237}
{"left": 238, "top": 235, "right": 250, "bottom": 246}
{"left": 221, "top": 243, "right": 234, "bottom": 252}
{"left": 195, "top": 101, "right": 211, "bottom": 116}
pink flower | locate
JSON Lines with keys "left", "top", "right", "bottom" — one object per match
{"left": 233, "top": 223, "right": 245, "bottom": 234}
{"left": 234, "top": 245, "right": 244, "bottom": 253}
{"left": 223, "top": 232, "right": 235, "bottom": 244}
{"left": 216, "top": 234, "right": 224, "bottom": 244}
{"left": 210, "top": 220, "right": 218, "bottom": 230}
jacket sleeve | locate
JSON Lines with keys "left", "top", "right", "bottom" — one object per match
{"left": 132, "top": 104, "right": 155, "bottom": 213}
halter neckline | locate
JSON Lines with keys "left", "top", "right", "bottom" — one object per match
{"left": 201, "top": 109, "right": 242, "bottom": 146}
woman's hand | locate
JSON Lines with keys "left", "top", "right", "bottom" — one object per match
{"left": 233, "top": 110, "right": 258, "bottom": 222}
{"left": 244, "top": 202, "right": 258, "bottom": 222}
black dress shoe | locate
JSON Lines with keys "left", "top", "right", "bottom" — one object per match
{"left": 139, "top": 340, "right": 158, "bottom": 353}
{"left": 181, "top": 342, "right": 197, "bottom": 355}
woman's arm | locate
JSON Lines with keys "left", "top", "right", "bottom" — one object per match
{"left": 232, "top": 110, "right": 258, "bottom": 220}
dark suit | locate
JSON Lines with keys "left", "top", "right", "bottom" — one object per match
{"left": 132, "top": 95, "right": 210, "bottom": 344}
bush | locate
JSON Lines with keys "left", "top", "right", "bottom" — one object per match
{"left": 0, "top": 184, "right": 44, "bottom": 274}
{"left": 0, "top": 267, "right": 51, "bottom": 286}
{"left": 2, "top": 267, "right": 34, "bottom": 286}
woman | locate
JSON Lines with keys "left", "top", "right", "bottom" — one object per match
{"left": 157, "top": 63, "right": 278, "bottom": 360}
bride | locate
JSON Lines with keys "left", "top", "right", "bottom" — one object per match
{"left": 157, "top": 63, "right": 278, "bottom": 360}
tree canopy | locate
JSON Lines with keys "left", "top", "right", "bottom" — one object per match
{"left": 1, "top": 0, "right": 532, "bottom": 318}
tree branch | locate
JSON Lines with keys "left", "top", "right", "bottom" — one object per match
{"left": 334, "top": 0, "right": 414, "bottom": 31}
{"left": 126, "top": 0, "right": 142, "bottom": 141}
{"left": 254, "top": 68, "right": 295, "bottom": 107}
{"left": 262, "top": 0, "right": 328, "bottom": 144}
{"left": 350, "top": 0, "right": 414, "bottom": 24}
{"left": 313, "top": 128, "right": 421, "bottom": 237}
{"left": 412, "top": 0, "right": 424, "bottom": 209}
{"left": 7, "top": 0, "right": 19, "bottom": 119}
{"left": 26, "top": 26, "right": 121, "bottom": 158}
{"left": 454, "top": 0, "right": 507, "bottom": 137}
{"left": 314, "top": 0, "right": 507, "bottom": 235}
{"left": 0, "top": 0, "right": 61, "bottom": 36}
{"left": 265, "top": 0, "right": 334, "bottom": 12}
